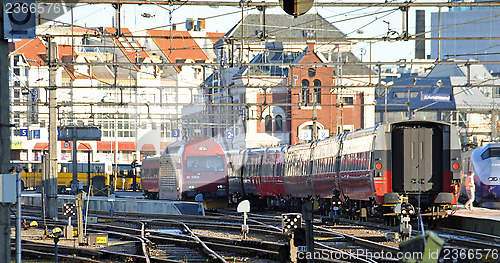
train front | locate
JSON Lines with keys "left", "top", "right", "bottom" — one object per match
{"left": 469, "top": 143, "right": 500, "bottom": 204}
{"left": 182, "top": 139, "right": 228, "bottom": 208}
{"left": 375, "top": 121, "right": 461, "bottom": 219}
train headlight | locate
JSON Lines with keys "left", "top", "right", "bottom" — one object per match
{"left": 453, "top": 162, "right": 460, "bottom": 170}
{"left": 489, "top": 177, "right": 498, "bottom": 181}
{"left": 409, "top": 209, "right": 415, "bottom": 215}
{"left": 217, "top": 184, "right": 226, "bottom": 189}
{"left": 188, "top": 185, "right": 195, "bottom": 189}
{"left": 402, "top": 210, "right": 407, "bottom": 215}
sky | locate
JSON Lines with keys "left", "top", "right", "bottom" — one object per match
{"left": 51, "top": 1, "right": 443, "bottom": 62}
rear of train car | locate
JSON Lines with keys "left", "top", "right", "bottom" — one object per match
{"left": 372, "top": 120, "right": 462, "bottom": 218}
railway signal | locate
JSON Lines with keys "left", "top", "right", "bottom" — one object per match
{"left": 237, "top": 200, "right": 250, "bottom": 239}
{"left": 290, "top": 228, "right": 307, "bottom": 263}
{"left": 282, "top": 213, "right": 302, "bottom": 233}
{"left": 63, "top": 203, "right": 75, "bottom": 217}
{"left": 394, "top": 200, "right": 415, "bottom": 241}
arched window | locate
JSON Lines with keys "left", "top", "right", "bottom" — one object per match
{"left": 313, "top": 79, "right": 321, "bottom": 104}
{"left": 275, "top": 115, "right": 283, "bottom": 132}
{"left": 265, "top": 115, "right": 272, "bottom": 133}
{"left": 301, "top": 79, "right": 310, "bottom": 104}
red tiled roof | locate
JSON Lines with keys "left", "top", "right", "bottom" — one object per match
{"left": 33, "top": 142, "right": 48, "bottom": 150}
{"left": 105, "top": 28, "right": 150, "bottom": 71}
{"left": 147, "top": 30, "right": 209, "bottom": 67}
{"left": 206, "top": 32, "right": 225, "bottom": 45}
{"left": 11, "top": 38, "right": 47, "bottom": 66}
{"left": 140, "top": 144, "right": 155, "bottom": 151}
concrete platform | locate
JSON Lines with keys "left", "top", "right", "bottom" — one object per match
{"left": 438, "top": 206, "right": 500, "bottom": 236}
{"left": 21, "top": 192, "right": 202, "bottom": 216}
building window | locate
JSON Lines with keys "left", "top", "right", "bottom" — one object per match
{"left": 302, "top": 88, "right": 310, "bottom": 104}
{"left": 313, "top": 80, "right": 321, "bottom": 104}
{"left": 343, "top": 97, "right": 354, "bottom": 105}
{"left": 301, "top": 79, "right": 310, "bottom": 104}
{"left": 314, "top": 88, "right": 321, "bottom": 104}
{"left": 275, "top": 115, "right": 283, "bottom": 132}
{"left": 265, "top": 115, "right": 272, "bottom": 133}
{"left": 308, "top": 68, "right": 316, "bottom": 77}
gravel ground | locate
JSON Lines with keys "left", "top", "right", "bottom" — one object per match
{"left": 324, "top": 223, "right": 400, "bottom": 247}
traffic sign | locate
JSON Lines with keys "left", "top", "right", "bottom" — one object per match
{"left": 3, "top": 0, "right": 36, "bottom": 39}
{"left": 33, "top": 129, "right": 40, "bottom": 139}
{"left": 20, "top": 128, "right": 28, "bottom": 137}
{"left": 226, "top": 131, "right": 234, "bottom": 140}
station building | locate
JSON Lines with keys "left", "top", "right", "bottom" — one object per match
{"left": 9, "top": 23, "right": 222, "bottom": 168}
{"left": 204, "top": 13, "right": 376, "bottom": 149}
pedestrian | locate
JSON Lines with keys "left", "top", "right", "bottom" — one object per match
{"left": 464, "top": 171, "right": 476, "bottom": 211}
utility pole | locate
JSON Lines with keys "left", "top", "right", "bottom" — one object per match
{"left": 0, "top": 0, "right": 12, "bottom": 261}
{"left": 46, "top": 38, "right": 58, "bottom": 220}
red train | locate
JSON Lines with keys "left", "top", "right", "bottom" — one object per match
{"left": 141, "top": 138, "right": 228, "bottom": 208}
{"left": 229, "top": 120, "right": 462, "bottom": 221}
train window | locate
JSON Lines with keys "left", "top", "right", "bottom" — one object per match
{"left": 186, "top": 156, "right": 224, "bottom": 172}
{"left": 482, "top": 148, "right": 500, "bottom": 160}
{"left": 276, "top": 163, "right": 282, "bottom": 177}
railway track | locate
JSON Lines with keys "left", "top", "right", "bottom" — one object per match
{"left": 15, "top": 205, "right": 500, "bottom": 263}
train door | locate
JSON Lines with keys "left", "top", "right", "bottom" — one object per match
{"left": 392, "top": 125, "right": 443, "bottom": 193}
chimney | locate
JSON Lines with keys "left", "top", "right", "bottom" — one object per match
{"left": 197, "top": 19, "right": 206, "bottom": 31}
{"left": 415, "top": 10, "right": 425, "bottom": 59}
{"left": 307, "top": 40, "right": 315, "bottom": 53}
{"left": 258, "top": 7, "right": 266, "bottom": 38}
{"left": 186, "top": 18, "right": 194, "bottom": 31}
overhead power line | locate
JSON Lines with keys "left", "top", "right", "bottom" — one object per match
{"left": 39, "top": 0, "right": 500, "bottom": 7}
